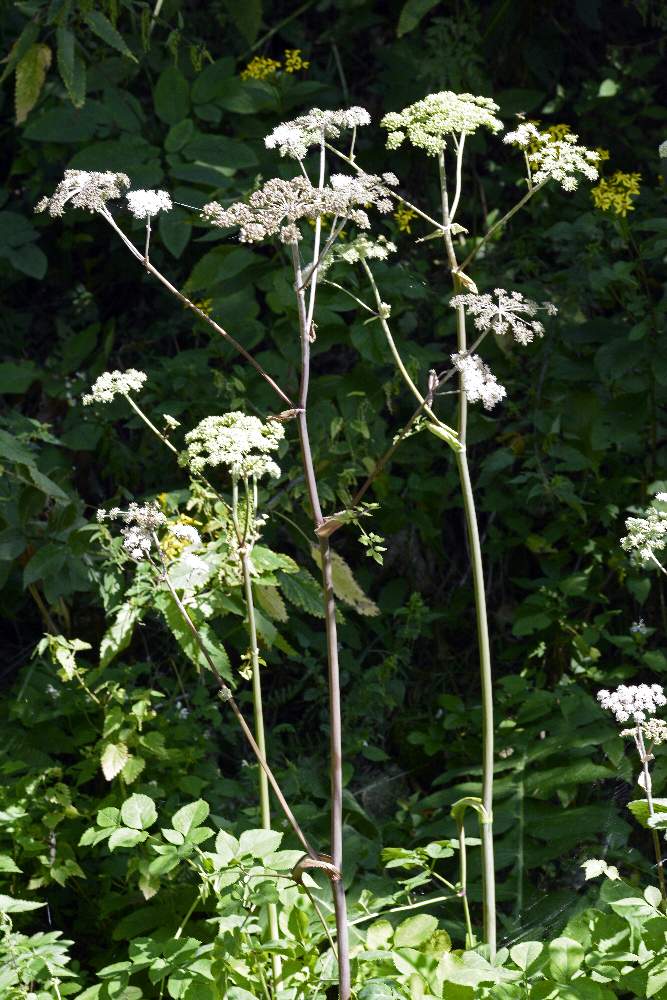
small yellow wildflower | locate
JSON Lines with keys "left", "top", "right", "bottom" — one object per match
{"left": 191, "top": 297, "right": 213, "bottom": 316}
{"left": 591, "top": 170, "right": 641, "bottom": 217}
{"left": 596, "top": 147, "right": 611, "bottom": 163}
{"left": 240, "top": 56, "right": 281, "bottom": 81}
{"left": 284, "top": 49, "right": 309, "bottom": 73}
{"left": 525, "top": 122, "right": 571, "bottom": 155}
{"left": 394, "top": 204, "right": 416, "bottom": 233}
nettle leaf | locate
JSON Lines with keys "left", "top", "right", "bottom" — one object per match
{"left": 15, "top": 43, "right": 52, "bottom": 124}
{"left": 100, "top": 742, "right": 131, "bottom": 781}
{"left": 121, "top": 794, "right": 158, "bottom": 831}
{"left": 238, "top": 828, "right": 282, "bottom": 859}
{"left": 171, "top": 800, "right": 209, "bottom": 837}
{"left": 277, "top": 567, "right": 324, "bottom": 618}
{"left": 255, "top": 585, "right": 288, "bottom": 622}
{"left": 310, "top": 544, "right": 379, "bottom": 617}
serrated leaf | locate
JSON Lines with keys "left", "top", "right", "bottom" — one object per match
{"left": 108, "top": 827, "right": 148, "bottom": 851}
{"left": 277, "top": 567, "right": 324, "bottom": 618}
{"left": 0, "top": 894, "right": 45, "bottom": 913}
{"left": 215, "top": 829, "right": 239, "bottom": 861}
{"left": 101, "top": 743, "right": 131, "bottom": 781}
{"left": 0, "top": 855, "right": 21, "bottom": 874}
{"left": 100, "top": 603, "right": 140, "bottom": 669}
{"left": 120, "top": 794, "right": 157, "bottom": 831}
{"left": 397, "top": 0, "right": 440, "bottom": 36}
{"left": 84, "top": 12, "right": 137, "bottom": 62}
{"left": 15, "top": 43, "right": 52, "bottom": 124}
{"left": 56, "top": 27, "right": 85, "bottom": 107}
{"left": 238, "top": 828, "right": 282, "bottom": 859}
{"left": 310, "top": 545, "right": 379, "bottom": 616}
{"left": 0, "top": 21, "right": 40, "bottom": 85}
{"left": 96, "top": 807, "right": 120, "bottom": 828}
{"left": 172, "top": 800, "right": 209, "bottom": 837}
{"left": 255, "top": 585, "right": 288, "bottom": 622}
{"left": 394, "top": 913, "right": 438, "bottom": 948}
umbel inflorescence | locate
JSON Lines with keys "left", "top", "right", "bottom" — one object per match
{"left": 201, "top": 173, "right": 396, "bottom": 244}
{"left": 450, "top": 289, "right": 558, "bottom": 346}
{"left": 181, "top": 412, "right": 285, "bottom": 481}
{"left": 36, "top": 170, "right": 130, "bottom": 216}
{"left": 381, "top": 92, "right": 503, "bottom": 154}
{"left": 265, "top": 106, "right": 371, "bottom": 160}
{"left": 503, "top": 123, "right": 600, "bottom": 191}
{"left": 83, "top": 369, "right": 147, "bottom": 405}
{"left": 622, "top": 493, "right": 667, "bottom": 564}
{"left": 451, "top": 353, "right": 506, "bottom": 411}
{"left": 597, "top": 684, "right": 667, "bottom": 724}
{"left": 97, "top": 504, "right": 201, "bottom": 561}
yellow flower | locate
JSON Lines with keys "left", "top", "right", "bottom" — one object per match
{"left": 240, "top": 56, "right": 281, "bottom": 81}
{"left": 525, "top": 121, "right": 571, "bottom": 155}
{"left": 191, "top": 297, "right": 213, "bottom": 316}
{"left": 596, "top": 147, "right": 611, "bottom": 163}
{"left": 394, "top": 204, "right": 416, "bottom": 233}
{"left": 591, "top": 171, "right": 641, "bottom": 217}
{"left": 284, "top": 49, "right": 309, "bottom": 73}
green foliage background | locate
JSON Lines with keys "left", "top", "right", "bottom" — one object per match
{"left": 1, "top": 0, "right": 667, "bottom": 992}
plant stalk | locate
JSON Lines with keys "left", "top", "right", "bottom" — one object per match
{"left": 290, "top": 241, "right": 351, "bottom": 1000}
{"left": 636, "top": 728, "right": 667, "bottom": 905}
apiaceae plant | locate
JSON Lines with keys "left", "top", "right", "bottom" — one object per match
{"left": 33, "top": 89, "right": 664, "bottom": 1000}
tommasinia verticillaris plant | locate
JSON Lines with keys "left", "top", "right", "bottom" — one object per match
{"left": 597, "top": 682, "right": 667, "bottom": 902}
{"left": 503, "top": 122, "right": 600, "bottom": 191}
{"left": 36, "top": 170, "right": 130, "bottom": 216}
{"left": 450, "top": 288, "right": 558, "bottom": 346}
{"left": 97, "top": 503, "right": 201, "bottom": 561}
{"left": 451, "top": 353, "right": 506, "bottom": 410}
{"left": 180, "top": 412, "right": 284, "bottom": 481}
{"left": 82, "top": 369, "right": 147, "bottom": 405}
{"left": 381, "top": 91, "right": 503, "bottom": 153}
{"left": 201, "top": 172, "right": 396, "bottom": 245}
{"left": 265, "top": 106, "right": 371, "bottom": 160}
{"left": 621, "top": 493, "right": 667, "bottom": 570}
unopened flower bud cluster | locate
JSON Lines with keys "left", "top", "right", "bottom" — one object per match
{"left": 450, "top": 288, "right": 557, "bottom": 346}
{"left": 597, "top": 683, "right": 667, "bottom": 723}
{"left": 83, "top": 369, "right": 147, "bottom": 405}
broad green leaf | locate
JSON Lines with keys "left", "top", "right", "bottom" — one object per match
{"left": 154, "top": 66, "right": 190, "bottom": 124}
{"left": 397, "top": 0, "right": 440, "bottom": 36}
{"left": 509, "top": 941, "right": 543, "bottom": 971}
{"left": 29, "top": 467, "right": 69, "bottom": 502}
{"left": 215, "top": 829, "right": 239, "bottom": 861}
{"left": 548, "top": 937, "right": 584, "bottom": 981}
{"left": 0, "top": 893, "right": 45, "bottom": 913}
{"left": 23, "top": 543, "right": 67, "bottom": 588}
{"left": 186, "top": 246, "right": 257, "bottom": 292}
{"left": 56, "top": 27, "right": 86, "bottom": 107}
{"left": 0, "top": 361, "right": 38, "bottom": 393}
{"left": 84, "top": 12, "right": 138, "bottom": 62}
{"left": 121, "top": 794, "right": 157, "bottom": 831}
{"left": 172, "top": 800, "right": 209, "bottom": 837}
{"left": 0, "top": 855, "right": 21, "bottom": 874}
{"left": 100, "top": 603, "right": 141, "bottom": 669}
{"left": 159, "top": 207, "right": 191, "bottom": 259}
{"left": 15, "top": 42, "right": 52, "bottom": 124}
{"left": 238, "top": 828, "right": 282, "bottom": 859}
{"left": 96, "top": 807, "right": 121, "bottom": 828}
{"left": 108, "top": 827, "right": 148, "bottom": 851}
{"left": 366, "top": 920, "right": 394, "bottom": 950}
{"left": 9, "top": 242, "right": 48, "bottom": 279}
{"left": 310, "top": 545, "right": 379, "bottom": 616}
{"left": 100, "top": 742, "right": 131, "bottom": 781}
{"left": 394, "top": 914, "right": 438, "bottom": 948}
{"left": 0, "top": 20, "right": 40, "bottom": 84}
{"left": 221, "top": 0, "right": 262, "bottom": 44}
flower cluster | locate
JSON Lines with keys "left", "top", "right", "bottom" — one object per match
{"left": 591, "top": 171, "right": 641, "bottom": 217}
{"left": 381, "top": 92, "right": 502, "bottom": 155}
{"left": 450, "top": 289, "right": 557, "bottom": 346}
{"left": 597, "top": 683, "right": 667, "bottom": 724}
{"left": 240, "top": 55, "right": 281, "bottom": 80}
{"left": 321, "top": 234, "right": 396, "bottom": 273}
{"left": 126, "top": 189, "right": 173, "bottom": 220}
{"left": 622, "top": 494, "right": 667, "bottom": 563}
{"left": 394, "top": 204, "right": 416, "bottom": 232}
{"left": 181, "top": 412, "right": 285, "bottom": 480}
{"left": 284, "top": 49, "right": 309, "bottom": 73}
{"left": 169, "top": 523, "right": 201, "bottom": 546}
{"left": 265, "top": 106, "right": 371, "bottom": 160}
{"left": 82, "top": 369, "right": 147, "bottom": 405}
{"left": 451, "top": 353, "right": 507, "bottom": 410}
{"left": 36, "top": 170, "right": 130, "bottom": 217}
{"left": 660, "top": 140, "right": 667, "bottom": 159}
{"left": 503, "top": 123, "right": 599, "bottom": 190}
{"left": 97, "top": 502, "right": 167, "bottom": 560}
{"left": 202, "top": 172, "right": 395, "bottom": 244}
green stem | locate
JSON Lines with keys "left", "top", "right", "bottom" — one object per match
{"left": 457, "top": 821, "right": 475, "bottom": 948}
{"left": 124, "top": 394, "right": 179, "bottom": 454}
{"left": 439, "top": 148, "right": 496, "bottom": 956}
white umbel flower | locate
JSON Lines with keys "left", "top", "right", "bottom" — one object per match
{"left": 659, "top": 140, "right": 667, "bottom": 159}
{"left": 168, "top": 523, "right": 201, "bottom": 546}
{"left": 622, "top": 494, "right": 667, "bottom": 563}
{"left": 504, "top": 124, "right": 599, "bottom": 190}
{"left": 36, "top": 170, "right": 130, "bottom": 216}
{"left": 98, "top": 502, "right": 167, "bottom": 560}
{"left": 82, "top": 369, "right": 147, "bottom": 405}
{"left": 321, "top": 234, "right": 397, "bottom": 274}
{"left": 265, "top": 106, "right": 371, "bottom": 160}
{"left": 381, "top": 92, "right": 503, "bottom": 155}
{"left": 597, "top": 684, "right": 666, "bottom": 724}
{"left": 181, "top": 412, "right": 285, "bottom": 480}
{"left": 202, "top": 173, "right": 394, "bottom": 244}
{"left": 450, "top": 289, "right": 557, "bottom": 346}
{"left": 451, "top": 353, "right": 506, "bottom": 410}
{"left": 126, "top": 189, "right": 173, "bottom": 219}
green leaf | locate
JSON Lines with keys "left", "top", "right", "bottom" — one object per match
{"left": 101, "top": 742, "right": 131, "bottom": 781}
{"left": 23, "top": 543, "right": 67, "bottom": 588}
{"left": 83, "top": 12, "right": 138, "bottom": 62}
{"left": 96, "top": 807, "right": 121, "bottom": 828}
{"left": 165, "top": 119, "right": 196, "bottom": 152}
{"left": 310, "top": 544, "right": 379, "bottom": 616}
{"left": 108, "top": 827, "right": 148, "bottom": 851}
{"left": 186, "top": 246, "right": 257, "bottom": 292}
{"left": 15, "top": 43, "right": 52, "bottom": 124}
{"left": 154, "top": 66, "right": 190, "bottom": 124}
{"left": 548, "top": 937, "right": 584, "bottom": 981}
{"left": 397, "top": 0, "right": 440, "bottom": 36}
{"left": 121, "top": 794, "right": 157, "bottom": 831}
{"left": 172, "top": 800, "right": 209, "bottom": 837}
{"left": 0, "top": 428, "right": 36, "bottom": 464}
{"left": 628, "top": 798, "right": 667, "bottom": 829}
{"left": 394, "top": 913, "right": 438, "bottom": 948}
{"left": 159, "top": 207, "right": 191, "bottom": 259}
{"left": 366, "top": 919, "right": 394, "bottom": 950}
{"left": 0, "top": 20, "right": 40, "bottom": 85}
{"left": 28, "top": 467, "right": 69, "bottom": 502}
{"left": 0, "top": 894, "right": 45, "bottom": 913}
{"left": 598, "top": 78, "right": 619, "bottom": 97}
{"left": 0, "top": 361, "right": 38, "bottom": 394}
{"left": 509, "top": 941, "right": 543, "bottom": 971}
{"left": 215, "top": 829, "right": 239, "bottom": 861}
{"left": 10, "top": 242, "right": 48, "bottom": 279}
{"left": 450, "top": 797, "right": 489, "bottom": 828}
{"left": 56, "top": 27, "right": 86, "bottom": 107}
{"left": 0, "top": 855, "right": 22, "bottom": 874}
{"left": 238, "top": 828, "right": 282, "bottom": 859}
{"left": 221, "top": 0, "right": 263, "bottom": 44}
{"left": 100, "top": 603, "right": 141, "bottom": 669}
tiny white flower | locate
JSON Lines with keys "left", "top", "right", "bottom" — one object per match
{"left": 82, "top": 369, "right": 147, "bottom": 405}
{"left": 659, "top": 140, "right": 667, "bottom": 158}
{"left": 504, "top": 125, "right": 599, "bottom": 190}
{"left": 98, "top": 502, "right": 167, "bottom": 560}
{"left": 265, "top": 106, "right": 371, "bottom": 160}
{"left": 168, "top": 524, "right": 201, "bottom": 546}
{"left": 382, "top": 92, "right": 503, "bottom": 156}
{"left": 36, "top": 170, "right": 130, "bottom": 217}
{"left": 126, "top": 189, "right": 173, "bottom": 219}
{"left": 451, "top": 353, "right": 506, "bottom": 410}
{"left": 181, "top": 412, "right": 285, "bottom": 480}
{"left": 597, "top": 683, "right": 667, "bottom": 724}
{"left": 622, "top": 493, "right": 667, "bottom": 563}
{"left": 450, "top": 288, "right": 557, "bottom": 346}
